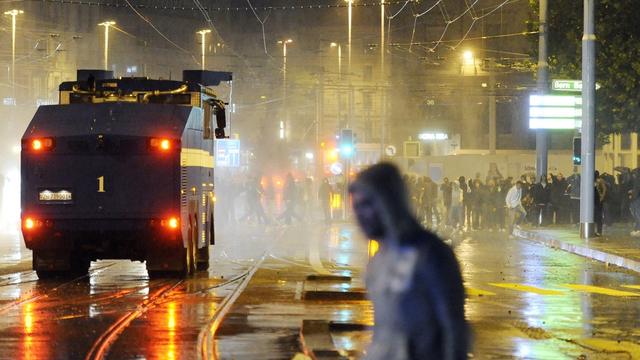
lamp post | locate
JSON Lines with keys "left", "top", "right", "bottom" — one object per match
{"left": 4, "top": 9, "right": 23, "bottom": 94}
{"left": 580, "top": 0, "right": 596, "bottom": 238}
{"left": 277, "top": 39, "right": 293, "bottom": 92}
{"left": 196, "top": 29, "right": 211, "bottom": 70}
{"left": 98, "top": 21, "right": 115, "bottom": 70}
{"left": 330, "top": 42, "right": 342, "bottom": 80}
{"left": 278, "top": 39, "right": 293, "bottom": 141}
{"left": 346, "top": 0, "right": 353, "bottom": 71}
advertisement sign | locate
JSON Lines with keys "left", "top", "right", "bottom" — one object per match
{"left": 529, "top": 95, "right": 582, "bottom": 129}
{"left": 215, "top": 139, "right": 240, "bottom": 167}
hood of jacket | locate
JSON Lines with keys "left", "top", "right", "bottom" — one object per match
{"left": 349, "top": 163, "right": 422, "bottom": 245}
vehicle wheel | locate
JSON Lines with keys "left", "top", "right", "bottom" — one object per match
{"left": 70, "top": 254, "right": 90, "bottom": 276}
{"left": 35, "top": 269, "right": 58, "bottom": 279}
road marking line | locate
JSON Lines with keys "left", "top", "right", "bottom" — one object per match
{"left": 620, "top": 284, "right": 640, "bottom": 290}
{"left": 488, "top": 283, "right": 565, "bottom": 295}
{"left": 465, "top": 287, "right": 496, "bottom": 296}
{"left": 574, "top": 338, "right": 640, "bottom": 357}
{"left": 563, "top": 284, "right": 640, "bottom": 297}
{"left": 308, "top": 230, "right": 331, "bottom": 275}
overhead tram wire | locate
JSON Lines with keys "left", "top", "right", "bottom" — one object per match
{"left": 25, "top": 0, "right": 419, "bottom": 12}
{"left": 123, "top": 0, "right": 201, "bottom": 66}
{"left": 246, "top": 0, "right": 273, "bottom": 55}
{"left": 190, "top": 0, "right": 264, "bottom": 79}
{"left": 452, "top": 0, "right": 513, "bottom": 49}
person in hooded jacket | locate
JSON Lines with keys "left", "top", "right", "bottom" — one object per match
{"left": 350, "top": 163, "right": 469, "bottom": 360}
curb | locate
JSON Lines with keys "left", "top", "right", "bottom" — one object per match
{"left": 514, "top": 228, "right": 640, "bottom": 273}
{"left": 299, "top": 320, "right": 369, "bottom": 360}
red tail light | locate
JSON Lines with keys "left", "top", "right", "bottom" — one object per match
{"left": 23, "top": 217, "right": 43, "bottom": 231}
{"left": 29, "top": 138, "right": 54, "bottom": 152}
{"left": 160, "top": 217, "right": 180, "bottom": 230}
{"left": 150, "top": 138, "right": 174, "bottom": 152}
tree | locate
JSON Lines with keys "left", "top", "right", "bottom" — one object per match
{"left": 529, "top": 0, "right": 640, "bottom": 135}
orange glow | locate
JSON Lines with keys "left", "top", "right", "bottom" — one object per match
{"left": 31, "top": 138, "right": 53, "bottom": 151}
{"left": 24, "top": 218, "right": 35, "bottom": 230}
{"left": 31, "top": 139, "right": 42, "bottom": 151}
{"left": 161, "top": 217, "right": 179, "bottom": 230}
{"left": 151, "top": 138, "right": 172, "bottom": 151}
{"left": 24, "top": 304, "right": 33, "bottom": 334}
{"left": 23, "top": 217, "right": 39, "bottom": 231}
{"left": 167, "top": 302, "right": 176, "bottom": 330}
{"left": 327, "top": 149, "right": 339, "bottom": 162}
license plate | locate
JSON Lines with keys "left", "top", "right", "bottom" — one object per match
{"left": 39, "top": 190, "right": 73, "bottom": 202}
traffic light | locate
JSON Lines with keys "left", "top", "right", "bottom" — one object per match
{"left": 573, "top": 137, "right": 581, "bottom": 165}
{"left": 339, "top": 129, "right": 354, "bottom": 158}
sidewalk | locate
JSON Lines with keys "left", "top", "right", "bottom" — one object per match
{"left": 514, "top": 225, "right": 640, "bottom": 273}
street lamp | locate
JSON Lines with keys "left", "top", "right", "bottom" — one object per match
{"left": 98, "top": 21, "right": 115, "bottom": 70}
{"left": 196, "top": 29, "right": 211, "bottom": 70}
{"left": 4, "top": 9, "right": 23, "bottom": 93}
{"left": 330, "top": 42, "right": 342, "bottom": 80}
{"left": 277, "top": 39, "right": 293, "bottom": 91}
{"left": 461, "top": 50, "right": 477, "bottom": 76}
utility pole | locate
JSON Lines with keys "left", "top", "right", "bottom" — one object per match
{"left": 4, "top": 9, "right": 23, "bottom": 98}
{"left": 535, "top": 0, "right": 549, "bottom": 178}
{"left": 580, "top": 0, "right": 596, "bottom": 238}
{"left": 380, "top": 0, "right": 386, "bottom": 160}
{"left": 489, "top": 72, "right": 497, "bottom": 154}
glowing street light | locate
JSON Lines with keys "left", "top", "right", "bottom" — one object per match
{"left": 4, "top": 9, "right": 23, "bottom": 92}
{"left": 98, "top": 21, "right": 115, "bottom": 70}
{"left": 196, "top": 29, "right": 211, "bottom": 70}
{"left": 330, "top": 42, "right": 342, "bottom": 80}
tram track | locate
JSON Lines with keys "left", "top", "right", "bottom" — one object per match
{"left": 0, "top": 262, "right": 117, "bottom": 315}
{"left": 197, "top": 252, "right": 267, "bottom": 360}
{"left": 84, "top": 279, "right": 184, "bottom": 360}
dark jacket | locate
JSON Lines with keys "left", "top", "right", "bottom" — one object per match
{"left": 350, "top": 164, "right": 468, "bottom": 360}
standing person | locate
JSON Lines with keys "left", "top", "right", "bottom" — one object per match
{"left": 567, "top": 172, "right": 581, "bottom": 224}
{"left": 530, "top": 175, "right": 551, "bottom": 226}
{"left": 239, "top": 176, "right": 269, "bottom": 224}
{"left": 466, "top": 179, "right": 475, "bottom": 229}
{"left": 449, "top": 180, "right": 464, "bottom": 230}
{"left": 552, "top": 173, "right": 569, "bottom": 224}
{"left": 471, "top": 180, "right": 484, "bottom": 230}
{"left": 441, "top": 177, "right": 452, "bottom": 226}
{"left": 506, "top": 181, "right": 527, "bottom": 235}
{"left": 458, "top": 176, "right": 468, "bottom": 229}
{"left": 318, "top": 178, "right": 332, "bottom": 224}
{"left": 349, "top": 163, "right": 469, "bottom": 360}
{"left": 279, "top": 173, "right": 301, "bottom": 225}
{"left": 485, "top": 179, "right": 500, "bottom": 231}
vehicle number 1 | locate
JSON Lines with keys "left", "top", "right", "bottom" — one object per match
{"left": 97, "top": 176, "right": 106, "bottom": 193}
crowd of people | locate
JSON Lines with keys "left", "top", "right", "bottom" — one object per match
{"left": 404, "top": 167, "right": 640, "bottom": 237}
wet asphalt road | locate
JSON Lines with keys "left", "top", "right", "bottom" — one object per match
{"left": 0, "top": 223, "right": 639, "bottom": 359}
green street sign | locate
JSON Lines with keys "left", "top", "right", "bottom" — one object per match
{"left": 552, "top": 79, "right": 601, "bottom": 92}
{"left": 552, "top": 80, "right": 582, "bottom": 92}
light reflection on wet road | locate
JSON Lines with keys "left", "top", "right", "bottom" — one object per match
{"left": 0, "top": 224, "right": 638, "bottom": 358}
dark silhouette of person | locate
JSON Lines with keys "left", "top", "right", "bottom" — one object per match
{"left": 349, "top": 163, "right": 469, "bottom": 360}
